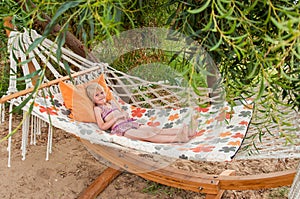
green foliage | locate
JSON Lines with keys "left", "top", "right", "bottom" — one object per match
{"left": 268, "top": 187, "right": 290, "bottom": 198}
{"left": 142, "top": 181, "right": 181, "bottom": 197}
{"left": 165, "top": 0, "right": 300, "bottom": 135}
{"left": 126, "top": 0, "right": 174, "bottom": 27}
{"left": 0, "top": 0, "right": 137, "bottom": 48}
{"left": 162, "top": 0, "right": 300, "bottom": 147}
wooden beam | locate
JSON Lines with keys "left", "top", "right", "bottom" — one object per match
{"left": 77, "top": 167, "right": 121, "bottom": 199}
{"left": 219, "top": 169, "right": 296, "bottom": 190}
{"left": 0, "top": 66, "right": 101, "bottom": 104}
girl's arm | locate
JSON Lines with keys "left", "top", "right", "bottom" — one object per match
{"left": 94, "top": 106, "right": 123, "bottom": 130}
{"left": 111, "top": 99, "right": 129, "bottom": 118}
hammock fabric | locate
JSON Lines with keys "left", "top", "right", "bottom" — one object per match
{"left": 18, "top": 83, "right": 253, "bottom": 161}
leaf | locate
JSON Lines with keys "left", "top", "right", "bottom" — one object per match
{"left": 88, "top": 18, "right": 95, "bottom": 40}
{"left": 258, "top": 128, "right": 263, "bottom": 143}
{"left": 223, "top": 20, "right": 236, "bottom": 34}
{"left": 188, "top": 0, "right": 211, "bottom": 14}
{"left": 255, "top": 74, "right": 265, "bottom": 101}
{"left": 18, "top": 36, "right": 25, "bottom": 54}
{"left": 202, "top": 15, "right": 213, "bottom": 31}
{"left": 215, "top": 0, "right": 227, "bottom": 16}
{"left": 219, "top": 0, "right": 231, "bottom": 3}
{"left": 11, "top": 93, "right": 33, "bottom": 113}
{"left": 63, "top": 61, "right": 73, "bottom": 84}
{"left": 246, "top": 62, "right": 260, "bottom": 79}
{"left": 280, "top": 67, "right": 299, "bottom": 81}
{"left": 229, "top": 34, "right": 248, "bottom": 43}
{"left": 210, "top": 36, "right": 222, "bottom": 51}
{"left": 16, "top": 69, "right": 41, "bottom": 81}
{"left": 27, "top": 36, "right": 44, "bottom": 54}
{"left": 270, "top": 17, "right": 286, "bottom": 31}
{"left": 36, "top": 13, "right": 47, "bottom": 22}
{"left": 11, "top": 48, "right": 20, "bottom": 65}
{"left": 44, "top": 1, "right": 81, "bottom": 36}
{"left": 56, "top": 25, "right": 68, "bottom": 63}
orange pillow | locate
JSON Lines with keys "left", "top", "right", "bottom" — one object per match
{"left": 59, "top": 74, "right": 113, "bottom": 123}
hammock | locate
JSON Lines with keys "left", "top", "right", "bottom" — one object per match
{"left": 1, "top": 29, "right": 253, "bottom": 162}
{"left": 1, "top": 29, "right": 300, "bottom": 198}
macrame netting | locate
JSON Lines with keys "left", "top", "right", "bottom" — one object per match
{"left": 235, "top": 103, "right": 300, "bottom": 160}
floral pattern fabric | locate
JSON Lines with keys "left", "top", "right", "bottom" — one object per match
{"left": 30, "top": 94, "right": 253, "bottom": 162}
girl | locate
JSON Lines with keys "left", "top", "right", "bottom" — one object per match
{"left": 86, "top": 83, "right": 195, "bottom": 143}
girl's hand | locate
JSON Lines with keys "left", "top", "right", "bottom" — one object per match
{"left": 116, "top": 112, "right": 127, "bottom": 120}
{"left": 123, "top": 111, "right": 129, "bottom": 118}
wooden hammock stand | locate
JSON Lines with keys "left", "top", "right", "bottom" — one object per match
{"left": 78, "top": 140, "right": 296, "bottom": 199}
{"left": 2, "top": 18, "right": 298, "bottom": 199}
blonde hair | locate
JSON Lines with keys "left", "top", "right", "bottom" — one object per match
{"left": 86, "top": 83, "right": 104, "bottom": 102}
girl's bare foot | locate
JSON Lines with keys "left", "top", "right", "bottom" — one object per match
{"left": 188, "top": 118, "right": 199, "bottom": 137}
{"left": 175, "top": 125, "right": 189, "bottom": 143}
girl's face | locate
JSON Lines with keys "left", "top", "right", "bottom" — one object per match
{"left": 93, "top": 87, "right": 106, "bottom": 105}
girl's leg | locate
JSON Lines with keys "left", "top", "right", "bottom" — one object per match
{"left": 139, "top": 125, "right": 196, "bottom": 136}
{"left": 124, "top": 127, "right": 189, "bottom": 143}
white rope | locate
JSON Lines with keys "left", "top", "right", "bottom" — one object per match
{"left": 33, "top": 116, "right": 37, "bottom": 144}
{"left": 32, "top": 48, "right": 63, "bottom": 79}
{"left": 0, "top": 103, "right": 4, "bottom": 123}
{"left": 26, "top": 38, "right": 63, "bottom": 79}
{"left": 37, "top": 117, "right": 41, "bottom": 135}
{"left": 19, "top": 33, "right": 33, "bottom": 89}
{"left": 30, "top": 114, "right": 34, "bottom": 145}
{"left": 235, "top": 108, "right": 300, "bottom": 160}
{"left": 38, "top": 41, "right": 83, "bottom": 73}
{"left": 289, "top": 163, "right": 300, "bottom": 199}
{"left": 30, "top": 29, "right": 93, "bottom": 71}
{"left": 46, "top": 124, "right": 53, "bottom": 161}
{"left": 21, "top": 111, "right": 30, "bottom": 160}
{"left": 41, "top": 36, "right": 95, "bottom": 68}
{"left": 7, "top": 99, "right": 15, "bottom": 167}
{"left": 7, "top": 32, "right": 19, "bottom": 94}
